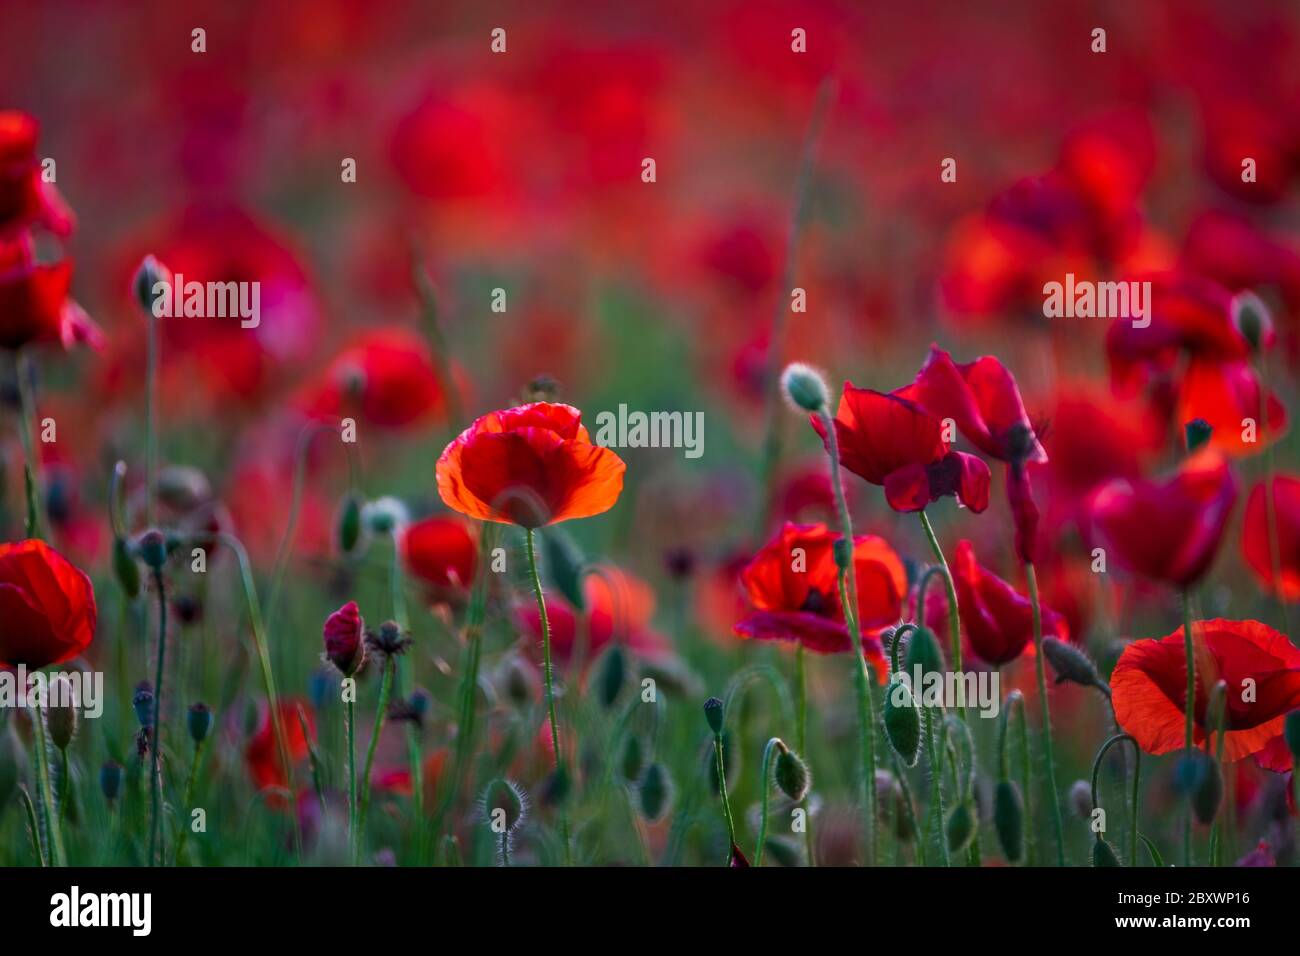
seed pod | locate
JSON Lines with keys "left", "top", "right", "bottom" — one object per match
{"left": 774, "top": 746, "right": 811, "bottom": 802}
{"left": 596, "top": 644, "right": 626, "bottom": 709}
{"left": 99, "top": 761, "right": 124, "bottom": 803}
{"left": 883, "top": 674, "right": 921, "bottom": 766}
{"left": 46, "top": 678, "right": 79, "bottom": 751}
{"left": 993, "top": 780, "right": 1024, "bottom": 863}
{"left": 336, "top": 493, "right": 363, "bottom": 555}
{"left": 945, "top": 801, "right": 977, "bottom": 854}
{"left": 187, "top": 703, "right": 212, "bottom": 744}
{"left": 1093, "top": 838, "right": 1122, "bottom": 867}
{"left": 136, "top": 529, "right": 168, "bottom": 571}
{"left": 903, "top": 626, "right": 944, "bottom": 678}
{"left": 637, "top": 762, "right": 672, "bottom": 822}
{"left": 132, "top": 684, "right": 155, "bottom": 727}
{"left": 703, "top": 697, "right": 724, "bottom": 735}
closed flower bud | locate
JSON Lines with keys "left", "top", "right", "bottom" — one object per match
{"left": 1069, "top": 779, "right": 1092, "bottom": 819}
{"left": 361, "top": 496, "right": 409, "bottom": 535}
{"left": 993, "top": 780, "right": 1024, "bottom": 863}
{"left": 133, "top": 255, "right": 172, "bottom": 315}
{"left": 1284, "top": 710, "right": 1300, "bottom": 763}
{"left": 336, "top": 493, "right": 364, "bottom": 555}
{"left": 112, "top": 536, "right": 140, "bottom": 599}
{"left": 620, "top": 734, "right": 645, "bottom": 783}
{"left": 45, "top": 677, "right": 78, "bottom": 750}
{"left": 1042, "top": 636, "right": 1104, "bottom": 691}
{"left": 703, "top": 696, "right": 725, "bottom": 735}
{"left": 481, "top": 778, "right": 528, "bottom": 834}
{"left": 132, "top": 684, "right": 154, "bottom": 727}
{"left": 884, "top": 673, "right": 921, "bottom": 766}
{"left": 945, "top": 800, "right": 977, "bottom": 853}
{"left": 156, "top": 465, "right": 212, "bottom": 513}
{"left": 780, "top": 362, "right": 830, "bottom": 412}
{"left": 1231, "top": 290, "right": 1273, "bottom": 354}
{"left": 637, "top": 762, "right": 673, "bottom": 822}
{"left": 596, "top": 644, "right": 626, "bottom": 709}
{"left": 135, "top": 529, "right": 168, "bottom": 571}
{"left": 187, "top": 703, "right": 212, "bottom": 744}
{"left": 1092, "top": 838, "right": 1122, "bottom": 867}
{"left": 99, "top": 761, "right": 124, "bottom": 803}
{"left": 323, "top": 601, "right": 366, "bottom": 676}
{"left": 774, "top": 743, "right": 811, "bottom": 801}
{"left": 904, "top": 626, "right": 944, "bottom": 679}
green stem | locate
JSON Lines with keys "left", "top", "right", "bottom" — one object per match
{"left": 918, "top": 512, "right": 965, "bottom": 721}
{"left": 1027, "top": 562, "right": 1066, "bottom": 866}
{"left": 15, "top": 349, "right": 44, "bottom": 539}
{"left": 818, "top": 405, "right": 878, "bottom": 866}
{"left": 30, "top": 701, "right": 65, "bottom": 865}
{"left": 713, "top": 733, "right": 738, "bottom": 860}
{"left": 525, "top": 527, "right": 571, "bottom": 865}
{"left": 1182, "top": 588, "right": 1195, "bottom": 868}
{"left": 795, "top": 644, "right": 815, "bottom": 866}
{"left": 1256, "top": 355, "right": 1291, "bottom": 635}
{"left": 346, "top": 697, "right": 357, "bottom": 861}
{"left": 1090, "top": 733, "right": 1140, "bottom": 867}
{"left": 145, "top": 311, "right": 157, "bottom": 527}
{"left": 924, "top": 707, "right": 949, "bottom": 866}
{"left": 17, "top": 786, "right": 45, "bottom": 866}
{"left": 173, "top": 739, "right": 206, "bottom": 865}
{"left": 388, "top": 532, "right": 423, "bottom": 825}
{"left": 148, "top": 568, "right": 167, "bottom": 867}
{"left": 998, "top": 690, "right": 1035, "bottom": 866}
{"left": 355, "top": 656, "right": 394, "bottom": 865}
{"left": 755, "top": 737, "right": 783, "bottom": 866}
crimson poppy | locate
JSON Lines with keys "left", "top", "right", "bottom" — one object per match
{"left": 733, "top": 522, "right": 903, "bottom": 677}
{"left": 1112, "top": 619, "right": 1300, "bottom": 763}
{"left": 296, "top": 328, "right": 447, "bottom": 429}
{"left": 1242, "top": 474, "right": 1300, "bottom": 599}
{"left": 1176, "top": 358, "right": 1288, "bottom": 457}
{"left": 0, "top": 539, "right": 96, "bottom": 669}
{"left": 245, "top": 698, "right": 315, "bottom": 801}
{"left": 0, "top": 111, "right": 73, "bottom": 238}
{"left": 401, "top": 515, "right": 477, "bottom": 596}
{"left": 0, "top": 235, "right": 99, "bottom": 351}
{"left": 1089, "top": 450, "right": 1237, "bottom": 588}
{"left": 436, "top": 402, "right": 626, "bottom": 528}
{"left": 917, "top": 539, "right": 1068, "bottom": 667}
{"left": 515, "top": 566, "right": 670, "bottom": 666}
{"left": 322, "top": 601, "right": 364, "bottom": 676}
{"left": 810, "top": 384, "right": 989, "bottom": 514}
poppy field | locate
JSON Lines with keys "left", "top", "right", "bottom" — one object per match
{"left": 3, "top": 1, "right": 1300, "bottom": 876}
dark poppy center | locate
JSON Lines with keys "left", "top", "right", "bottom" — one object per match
{"left": 799, "top": 588, "right": 833, "bottom": 616}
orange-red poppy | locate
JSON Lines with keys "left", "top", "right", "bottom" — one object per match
{"left": 0, "top": 539, "right": 96, "bottom": 669}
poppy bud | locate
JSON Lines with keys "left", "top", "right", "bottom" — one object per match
{"left": 361, "top": 496, "right": 409, "bottom": 535}
{"left": 0, "top": 721, "right": 23, "bottom": 808}
{"left": 323, "top": 601, "right": 366, "bottom": 676}
{"left": 596, "top": 644, "right": 626, "bottom": 709}
{"left": 883, "top": 673, "right": 921, "bottom": 766}
{"left": 903, "top": 626, "right": 944, "bottom": 679}
{"left": 1230, "top": 290, "right": 1273, "bottom": 353}
{"left": 132, "top": 684, "right": 155, "bottom": 727}
{"left": 99, "top": 761, "right": 124, "bottom": 803}
{"left": 874, "top": 770, "right": 912, "bottom": 840}
{"left": 112, "top": 536, "right": 140, "bottom": 599}
{"left": 729, "top": 842, "right": 751, "bottom": 867}
{"left": 1042, "top": 637, "right": 1104, "bottom": 691}
{"left": 637, "top": 762, "right": 673, "bottom": 822}
{"left": 481, "top": 778, "right": 528, "bottom": 834}
{"left": 136, "top": 529, "right": 168, "bottom": 571}
{"left": 945, "top": 800, "right": 977, "bottom": 853}
{"left": 45, "top": 677, "right": 78, "bottom": 750}
{"left": 133, "top": 255, "right": 172, "bottom": 315}
{"left": 1092, "top": 838, "right": 1122, "bottom": 867}
{"left": 187, "top": 703, "right": 212, "bottom": 744}
{"left": 1069, "top": 779, "right": 1092, "bottom": 819}
{"left": 780, "top": 362, "right": 830, "bottom": 412}
{"left": 544, "top": 529, "right": 587, "bottom": 611}
{"left": 1284, "top": 710, "right": 1300, "bottom": 764}
{"left": 364, "top": 620, "right": 412, "bottom": 659}
{"left": 703, "top": 696, "right": 724, "bottom": 735}
{"left": 1186, "top": 751, "right": 1223, "bottom": 824}
{"left": 832, "top": 536, "right": 852, "bottom": 571}
{"left": 336, "top": 493, "right": 363, "bottom": 555}
{"left": 993, "top": 780, "right": 1024, "bottom": 863}
{"left": 1184, "top": 418, "right": 1213, "bottom": 453}
{"left": 774, "top": 743, "right": 811, "bottom": 801}
{"left": 620, "top": 734, "right": 645, "bottom": 783}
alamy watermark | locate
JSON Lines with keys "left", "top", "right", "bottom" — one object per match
{"left": 593, "top": 404, "right": 704, "bottom": 459}
{"left": 0, "top": 665, "right": 104, "bottom": 718}
{"left": 1043, "top": 273, "right": 1151, "bottom": 328}
{"left": 151, "top": 274, "right": 261, "bottom": 328}
{"left": 889, "top": 665, "right": 1001, "bottom": 718}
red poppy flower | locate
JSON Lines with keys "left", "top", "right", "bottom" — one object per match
{"left": 1089, "top": 450, "right": 1237, "bottom": 588}
{"left": 1176, "top": 358, "right": 1288, "bottom": 457}
{"left": 436, "top": 402, "right": 626, "bottom": 528}
{"left": 1112, "top": 619, "right": 1300, "bottom": 763}
{"left": 918, "top": 539, "right": 1068, "bottom": 667}
{"left": 0, "top": 539, "right": 96, "bottom": 669}
{"left": 296, "top": 328, "right": 447, "bottom": 429}
{"left": 810, "top": 384, "right": 990, "bottom": 514}
{"left": 515, "top": 566, "right": 670, "bottom": 666}
{"left": 322, "top": 601, "right": 364, "bottom": 676}
{"left": 245, "top": 699, "right": 314, "bottom": 801}
{"left": 1242, "top": 475, "right": 1300, "bottom": 600}
{"left": 0, "top": 235, "right": 99, "bottom": 351}
{"left": 733, "top": 522, "right": 902, "bottom": 677}
{"left": 401, "top": 515, "right": 477, "bottom": 595}
{"left": 0, "top": 111, "right": 73, "bottom": 238}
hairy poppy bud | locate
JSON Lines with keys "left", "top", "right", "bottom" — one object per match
{"left": 187, "top": 703, "right": 212, "bottom": 744}
{"left": 774, "top": 743, "right": 811, "bottom": 801}
{"left": 1042, "top": 636, "right": 1104, "bottom": 691}
{"left": 133, "top": 255, "right": 172, "bottom": 315}
{"left": 596, "top": 644, "right": 626, "bottom": 709}
{"left": 132, "top": 684, "right": 155, "bottom": 727}
{"left": 1069, "top": 779, "right": 1092, "bottom": 819}
{"left": 1231, "top": 290, "right": 1273, "bottom": 354}
{"left": 45, "top": 676, "right": 78, "bottom": 750}
{"left": 136, "top": 529, "right": 168, "bottom": 571}
{"left": 904, "top": 626, "right": 944, "bottom": 679}
{"left": 361, "top": 496, "right": 409, "bottom": 535}
{"left": 1184, "top": 418, "right": 1213, "bottom": 453}
{"left": 323, "top": 601, "right": 366, "bottom": 676}
{"left": 884, "top": 673, "right": 921, "bottom": 766}
{"left": 1093, "top": 838, "right": 1121, "bottom": 867}
{"left": 638, "top": 762, "right": 673, "bottom": 822}
{"left": 780, "top": 362, "right": 830, "bottom": 412}
{"left": 946, "top": 800, "right": 977, "bottom": 853}
{"left": 832, "top": 536, "right": 852, "bottom": 571}
{"left": 335, "top": 493, "right": 363, "bottom": 555}
{"left": 620, "top": 734, "right": 645, "bottom": 783}
{"left": 1284, "top": 710, "right": 1300, "bottom": 763}
{"left": 481, "top": 778, "right": 528, "bottom": 834}
{"left": 112, "top": 536, "right": 140, "bottom": 599}
{"left": 99, "top": 761, "right": 124, "bottom": 803}
{"left": 993, "top": 780, "right": 1024, "bottom": 863}
{"left": 703, "top": 696, "right": 724, "bottom": 735}
{"left": 544, "top": 529, "right": 586, "bottom": 610}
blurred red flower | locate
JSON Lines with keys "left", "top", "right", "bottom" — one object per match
{"left": 400, "top": 515, "right": 477, "bottom": 595}
{"left": 1112, "top": 619, "right": 1300, "bottom": 765}
{"left": 733, "top": 522, "right": 901, "bottom": 676}
{"left": 245, "top": 699, "right": 315, "bottom": 801}
{"left": 1242, "top": 475, "right": 1300, "bottom": 600}
{"left": 0, "top": 235, "right": 98, "bottom": 351}
{"left": 296, "top": 328, "right": 447, "bottom": 429}
{"left": 811, "top": 383, "right": 990, "bottom": 514}
{"left": 1089, "top": 450, "right": 1237, "bottom": 588}
{"left": 1175, "top": 358, "right": 1288, "bottom": 457}
{"left": 0, "top": 539, "right": 96, "bottom": 668}
{"left": 0, "top": 111, "right": 73, "bottom": 238}
{"left": 436, "top": 402, "right": 625, "bottom": 528}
